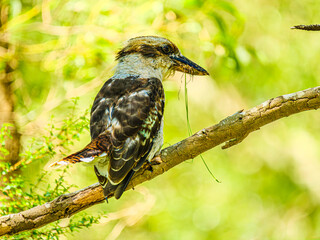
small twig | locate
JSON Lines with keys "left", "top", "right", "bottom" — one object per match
{"left": 291, "top": 24, "right": 320, "bottom": 31}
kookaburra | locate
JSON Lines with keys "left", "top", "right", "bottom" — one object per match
{"left": 50, "top": 36, "right": 208, "bottom": 200}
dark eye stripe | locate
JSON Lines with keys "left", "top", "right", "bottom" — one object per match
{"left": 160, "top": 44, "right": 173, "bottom": 54}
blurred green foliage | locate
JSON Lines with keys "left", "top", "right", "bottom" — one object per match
{"left": 0, "top": 101, "right": 100, "bottom": 239}
{"left": 1, "top": 0, "right": 320, "bottom": 239}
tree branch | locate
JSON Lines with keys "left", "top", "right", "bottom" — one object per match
{"left": 1, "top": 86, "right": 320, "bottom": 236}
{"left": 291, "top": 24, "right": 320, "bottom": 31}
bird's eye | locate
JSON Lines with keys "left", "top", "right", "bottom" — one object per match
{"left": 161, "top": 45, "right": 172, "bottom": 54}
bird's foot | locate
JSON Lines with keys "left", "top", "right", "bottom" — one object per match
{"left": 145, "top": 162, "right": 154, "bottom": 172}
{"left": 150, "top": 155, "right": 162, "bottom": 165}
{"left": 145, "top": 155, "right": 162, "bottom": 173}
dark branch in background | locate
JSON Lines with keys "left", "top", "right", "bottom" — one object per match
{"left": 0, "top": 1, "right": 21, "bottom": 168}
{"left": 1, "top": 86, "right": 320, "bottom": 236}
{"left": 291, "top": 24, "right": 320, "bottom": 31}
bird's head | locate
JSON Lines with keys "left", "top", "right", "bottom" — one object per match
{"left": 116, "top": 36, "right": 209, "bottom": 77}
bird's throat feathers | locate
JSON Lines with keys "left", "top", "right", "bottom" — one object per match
{"left": 114, "top": 53, "right": 173, "bottom": 80}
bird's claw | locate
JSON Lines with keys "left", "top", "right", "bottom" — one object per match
{"left": 150, "top": 155, "right": 162, "bottom": 165}
{"left": 146, "top": 163, "right": 153, "bottom": 172}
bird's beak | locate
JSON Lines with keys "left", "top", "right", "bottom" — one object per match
{"left": 170, "top": 54, "right": 209, "bottom": 76}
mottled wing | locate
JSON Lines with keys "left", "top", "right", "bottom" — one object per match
{"left": 90, "top": 76, "right": 164, "bottom": 185}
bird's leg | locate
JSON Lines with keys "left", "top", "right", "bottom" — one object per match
{"left": 150, "top": 155, "right": 162, "bottom": 165}
{"left": 145, "top": 155, "right": 162, "bottom": 173}
{"left": 145, "top": 162, "right": 154, "bottom": 172}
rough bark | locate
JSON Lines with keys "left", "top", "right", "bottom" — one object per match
{"left": 0, "top": 86, "right": 320, "bottom": 236}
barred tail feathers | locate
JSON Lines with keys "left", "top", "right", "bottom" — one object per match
{"left": 49, "top": 134, "right": 110, "bottom": 167}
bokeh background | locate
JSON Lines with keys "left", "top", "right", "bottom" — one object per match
{"left": 1, "top": 0, "right": 320, "bottom": 239}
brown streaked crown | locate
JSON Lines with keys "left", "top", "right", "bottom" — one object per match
{"left": 116, "top": 36, "right": 179, "bottom": 60}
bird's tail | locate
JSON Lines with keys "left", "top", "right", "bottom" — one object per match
{"left": 49, "top": 134, "right": 110, "bottom": 167}
{"left": 94, "top": 166, "right": 135, "bottom": 200}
